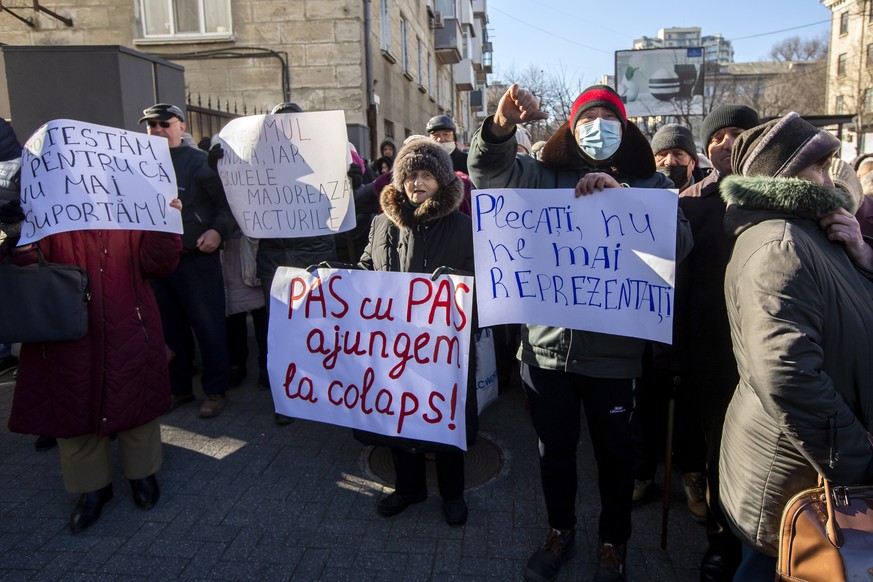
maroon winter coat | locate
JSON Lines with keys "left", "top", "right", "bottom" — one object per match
{"left": 8, "top": 230, "right": 181, "bottom": 438}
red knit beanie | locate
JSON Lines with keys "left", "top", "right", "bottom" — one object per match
{"left": 569, "top": 85, "right": 627, "bottom": 129}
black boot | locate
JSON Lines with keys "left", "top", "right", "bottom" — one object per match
{"left": 129, "top": 474, "right": 160, "bottom": 510}
{"left": 34, "top": 435, "right": 58, "bottom": 452}
{"left": 524, "top": 527, "right": 576, "bottom": 582}
{"left": 70, "top": 484, "right": 113, "bottom": 534}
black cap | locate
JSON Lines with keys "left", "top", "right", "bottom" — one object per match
{"left": 139, "top": 103, "right": 185, "bottom": 124}
{"left": 700, "top": 105, "right": 759, "bottom": 154}
{"left": 651, "top": 124, "right": 697, "bottom": 161}
{"left": 426, "top": 115, "right": 456, "bottom": 134}
{"left": 271, "top": 102, "right": 304, "bottom": 114}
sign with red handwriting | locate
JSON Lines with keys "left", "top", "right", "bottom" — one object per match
{"left": 267, "top": 267, "right": 474, "bottom": 450}
{"left": 473, "top": 187, "right": 678, "bottom": 343}
{"left": 216, "top": 111, "right": 355, "bottom": 238}
{"left": 18, "top": 119, "right": 181, "bottom": 244}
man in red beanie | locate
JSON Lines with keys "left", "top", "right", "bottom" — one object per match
{"left": 469, "top": 84, "right": 692, "bottom": 582}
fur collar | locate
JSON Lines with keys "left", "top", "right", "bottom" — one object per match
{"left": 538, "top": 120, "right": 656, "bottom": 180}
{"left": 721, "top": 175, "right": 855, "bottom": 219}
{"left": 379, "top": 178, "right": 464, "bottom": 230}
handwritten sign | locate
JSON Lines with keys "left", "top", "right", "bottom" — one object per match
{"left": 217, "top": 111, "right": 355, "bottom": 238}
{"left": 267, "top": 268, "right": 474, "bottom": 449}
{"left": 18, "top": 119, "right": 181, "bottom": 244}
{"left": 473, "top": 187, "right": 678, "bottom": 343}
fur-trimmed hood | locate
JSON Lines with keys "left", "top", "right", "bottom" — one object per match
{"left": 379, "top": 179, "right": 465, "bottom": 230}
{"left": 721, "top": 175, "right": 855, "bottom": 220}
{"left": 538, "top": 119, "right": 656, "bottom": 180}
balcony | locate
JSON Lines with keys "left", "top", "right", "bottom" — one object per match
{"left": 454, "top": 58, "right": 475, "bottom": 91}
{"left": 470, "top": 89, "right": 484, "bottom": 111}
{"left": 435, "top": 18, "right": 463, "bottom": 64}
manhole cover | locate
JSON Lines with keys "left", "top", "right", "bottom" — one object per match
{"left": 366, "top": 433, "right": 505, "bottom": 490}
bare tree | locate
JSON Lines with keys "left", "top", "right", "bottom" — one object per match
{"left": 768, "top": 33, "right": 829, "bottom": 62}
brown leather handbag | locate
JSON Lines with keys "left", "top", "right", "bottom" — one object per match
{"left": 776, "top": 476, "right": 873, "bottom": 581}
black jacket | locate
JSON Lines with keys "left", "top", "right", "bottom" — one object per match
{"left": 170, "top": 146, "right": 236, "bottom": 253}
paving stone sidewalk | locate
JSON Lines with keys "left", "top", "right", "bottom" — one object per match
{"left": 1, "top": 362, "right": 707, "bottom": 581}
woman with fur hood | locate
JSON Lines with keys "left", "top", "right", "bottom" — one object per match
{"left": 469, "top": 83, "right": 693, "bottom": 582}
{"left": 358, "top": 137, "right": 475, "bottom": 527}
{"left": 718, "top": 112, "right": 873, "bottom": 579}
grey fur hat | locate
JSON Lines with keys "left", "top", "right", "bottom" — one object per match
{"left": 731, "top": 112, "right": 840, "bottom": 179}
{"left": 651, "top": 124, "right": 697, "bottom": 161}
{"left": 391, "top": 137, "right": 459, "bottom": 193}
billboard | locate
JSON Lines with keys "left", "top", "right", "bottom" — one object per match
{"left": 615, "top": 48, "right": 705, "bottom": 118}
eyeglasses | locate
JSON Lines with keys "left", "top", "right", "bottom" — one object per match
{"left": 146, "top": 119, "right": 179, "bottom": 129}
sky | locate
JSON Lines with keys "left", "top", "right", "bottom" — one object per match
{"left": 486, "top": 0, "right": 833, "bottom": 88}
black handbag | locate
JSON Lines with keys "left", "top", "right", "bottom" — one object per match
{"left": 0, "top": 247, "right": 90, "bottom": 343}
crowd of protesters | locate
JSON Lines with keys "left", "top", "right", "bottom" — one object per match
{"left": 2, "top": 86, "right": 873, "bottom": 582}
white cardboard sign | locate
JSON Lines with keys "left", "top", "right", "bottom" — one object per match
{"left": 267, "top": 267, "right": 474, "bottom": 450}
{"left": 472, "top": 187, "right": 678, "bottom": 343}
{"left": 217, "top": 111, "right": 355, "bottom": 238}
{"left": 18, "top": 119, "right": 181, "bottom": 244}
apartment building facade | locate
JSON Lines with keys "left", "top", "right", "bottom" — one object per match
{"left": 0, "top": 0, "right": 492, "bottom": 159}
{"left": 822, "top": 0, "right": 873, "bottom": 156}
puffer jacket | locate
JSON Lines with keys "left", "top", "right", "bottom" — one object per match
{"left": 468, "top": 116, "right": 693, "bottom": 379}
{"left": 719, "top": 175, "right": 873, "bottom": 556}
{"left": 9, "top": 230, "right": 182, "bottom": 438}
{"left": 356, "top": 173, "right": 477, "bottom": 452}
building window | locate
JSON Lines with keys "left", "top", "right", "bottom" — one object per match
{"left": 836, "top": 95, "right": 846, "bottom": 114}
{"left": 384, "top": 119, "right": 395, "bottom": 140}
{"left": 400, "top": 17, "right": 409, "bottom": 73}
{"left": 867, "top": 43, "right": 873, "bottom": 67}
{"left": 428, "top": 54, "right": 433, "bottom": 93}
{"left": 865, "top": 88, "right": 873, "bottom": 112}
{"left": 840, "top": 11, "right": 849, "bottom": 35}
{"left": 417, "top": 38, "right": 423, "bottom": 85}
{"left": 838, "top": 53, "right": 847, "bottom": 76}
{"left": 379, "top": 0, "right": 391, "bottom": 53}
{"left": 141, "top": 0, "right": 232, "bottom": 37}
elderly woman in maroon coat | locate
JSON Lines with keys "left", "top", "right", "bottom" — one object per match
{"left": 8, "top": 221, "right": 182, "bottom": 534}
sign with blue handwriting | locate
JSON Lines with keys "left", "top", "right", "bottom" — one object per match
{"left": 19, "top": 119, "right": 181, "bottom": 244}
{"left": 472, "top": 187, "right": 678, "bottom": 343}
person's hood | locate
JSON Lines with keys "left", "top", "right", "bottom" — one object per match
{"left": 538, "top": 119, "right": 656, "bottom": 180}
{"left": 721, "top": 174, "right": 854, "bottom": 236}
{"left": 379, "top": 179, "right": 464, "bottom": 230}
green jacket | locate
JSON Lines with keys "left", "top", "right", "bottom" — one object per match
{"left": 719, "top": 175, "right": 873, "bottom": 555}
{"left": 468, "top": 117, "right": 693, "bottom": 378}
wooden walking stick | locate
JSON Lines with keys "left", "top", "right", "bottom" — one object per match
{"left": 660, "top": 375, "right": 679, "bottom": 550}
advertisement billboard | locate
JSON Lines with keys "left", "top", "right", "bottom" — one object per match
{"left": 615, "top": 48, "right": 705, "bottom": 118}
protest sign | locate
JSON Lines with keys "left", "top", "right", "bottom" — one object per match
{"left": 473, "top": 187, "right": 678, "bottom": 343}
{"left": 216, "top": 111, "right": 355, "bottom": 238}
{"left": 267, "top": 267, "right": 474, "bottom": 449}
{"left": 18, "top": 119, "right": 181, "bottom": 244}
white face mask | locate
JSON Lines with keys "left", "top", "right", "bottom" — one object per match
{"left": 437, "top": 141, "right": 456, "bottom": 155}
{"left": 575, "top": 118, "right": 622, "bottom": 161}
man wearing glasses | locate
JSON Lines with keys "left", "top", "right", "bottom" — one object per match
{"left": 140, "top": 103, "right": 236, "bottom": 419}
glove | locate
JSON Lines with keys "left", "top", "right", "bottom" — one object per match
{"left": 347, "top": 162, "right": 363, "bottom": 191}
{"left": 207, "top": 144, "right": 225, "bottom": 171}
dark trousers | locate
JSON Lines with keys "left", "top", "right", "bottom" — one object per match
{"left": 633, "top": 349, "right": 706, "bottom": 480}
{"left": 152, "top": 252, "right": 229, "bottom": 396}
{"left": 391, "top": 449, "right": 464, "bottom": 501}
{"left": 521, "top": 362, "right": 635, "bottom": 545}
{"left": 226, "top": 307, "right": 268, "bottom": 373}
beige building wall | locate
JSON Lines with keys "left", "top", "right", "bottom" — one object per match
{"left": 0, "top": 0, "right": 480, "bottom": 157}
